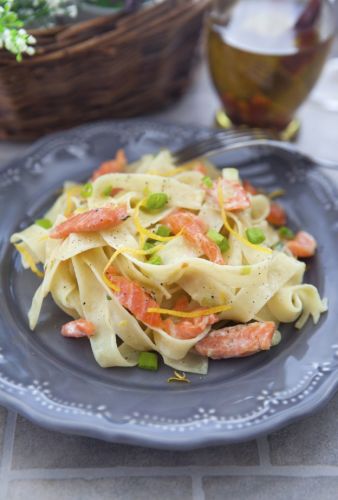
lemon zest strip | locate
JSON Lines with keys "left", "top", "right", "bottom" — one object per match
{"left": 64, "top": 186, "right": 82, "bottom": 217}
{"left": 217, "top": 181, "right": 272, "bottom": 255}
{"left": 132, "top": 199, "right": 182, "bottom": 245}
{"left": 146, "top": 166, "right": 190, "bottom": 177}
{"left": 15, "top": 243, "right": 44, "bottom": 278}
{"left": 102, "top": 245, "right": 165, "bottom": 292}
{"left": 102, "top": 273, "right": 120, "bottom": 292}
{"left": 38, "top": 234, "right": 50, "bottom": 242}
{"left": 167, "top": 371, "right": 190, "bottom": 383}
{"left": 147, "top": 304, "right": 231, "bottom": 318}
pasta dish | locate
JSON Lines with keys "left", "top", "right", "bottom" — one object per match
{"left": 11, "top": 150, "right": 327, "bottom": 375}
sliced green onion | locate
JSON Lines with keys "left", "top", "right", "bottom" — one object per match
{"left": 202, "top": 176, "right": 213, "bottom": 188}
{"left": 271, "top": 330, "right": 282, "bottom": 346}
{"left": 222, "top": 167, "right": 239, "bottom": 181}
{"left": 246, "top": 227, "right": 266, "bottom": 245}
{"left": 35, "top": 218, "right": 53, "bottom": 230}
{"left": 148, "top": 255, "right": 163, "bottom": 265}
{"left": 156, "top": 225, "right": 171, "bottom": 237}
{"left": 145, "top": 192, "right": 168, "bottom": 211}
{"left": 207, "top": 229, "right": 229, "bottom": 253}
{"left": 106, "top": 295, "right": 112, "bottom": 301}
{"left": 240, "top": 265, "right": 251, "bottom": 275}
{"left": 138, "top": 352, "right": 158, "bottom": 371}
{"left": 143, "top": 240, "right": 156, "bottom": 251}
{"left": 102, "top": 185, "right": 113, "bottom": 197}
{"left": 272, "top": 241, "right": 285, "bottom": 251}
{"left": 81, "top": 182, "right": 93, "bottom": 198}
{"left": 279, "top": 226, "right": 295, "bottom": 240}
{"left": 268, "top": 188, "right": 285, "bottom": 200}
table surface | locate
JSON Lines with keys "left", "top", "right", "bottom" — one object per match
{"left": 1, "top": 55, "right": 338, "bottom": 500}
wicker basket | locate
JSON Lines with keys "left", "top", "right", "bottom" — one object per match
{"left": 0, "top": 0, "right": 211, "bottom": 140}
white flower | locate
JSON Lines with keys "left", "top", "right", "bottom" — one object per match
{"left": 0, "top": 0, "right": 77, "bottom": 61}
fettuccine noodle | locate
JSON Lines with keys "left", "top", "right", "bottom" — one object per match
{"left": 11, "top": 150, "right": 327, "bottom": 374}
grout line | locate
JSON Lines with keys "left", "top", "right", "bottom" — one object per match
{"left": 7, "top": 465, "right": 338, "bottom": 481}
{"left": 0, "top": 411, "right": 17, "bottom": 500}
{"left": 256, "top": 436, "right": 272, "bottom": 467}
{"left": 192, "top": 474, "right": 205, "bottom": 500}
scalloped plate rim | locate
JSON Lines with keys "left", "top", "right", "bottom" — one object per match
{"left": 0, "top": 118, "right": 338, "bottom": 449}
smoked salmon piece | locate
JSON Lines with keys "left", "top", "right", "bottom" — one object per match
{"left": 209, "top": 179, "right": 251, "bottom": 211}
{"left": 61, "top": 319, "right": 95, "bottom": 338}
{"left": 267, "top": 202, "right": 286, "bottom": 226}
{"left": 91, "top": 149, "right": 127, "bottom": 181}
{"left": 163, "top": 210, "right": 224, "bottom": 265}
{"left": 195, "top": 321, "right": 276, "bottom": 359}
{"left": 286, "top": 231, "right": 317, "bottom": 258}
{"left": 105, "top": 267, "right": 162, "bottom": 328}
{"left": 50, "top": 206, "right": 128, "bottom": 239}
{"left": 172, "top": 295, "right": 190, "bottom": 312}
{"left": 163, "top": 314, "right": 218, "bottom": 340}
{"left": 193, "top": 162, "right": 208, "bottom": 174}
{"left": 243, "top": 180, "right": 258, "bottom": 195}
{"left": 105, "top": 269, "right": 219, "bottom": 337}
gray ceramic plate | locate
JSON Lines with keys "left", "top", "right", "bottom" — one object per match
{"left": 0, "top": 120, "right": 338, "bottom": 449}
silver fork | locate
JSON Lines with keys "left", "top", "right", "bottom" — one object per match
{"left": 173, "top": 128, "right": 278, "bottom": 164}
{"left": 174, "top": 130, "right": 338, "bottom": 172}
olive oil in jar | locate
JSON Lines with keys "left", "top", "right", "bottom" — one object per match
{"left": 207, "top": 0, "right": 335, "bottom": 130}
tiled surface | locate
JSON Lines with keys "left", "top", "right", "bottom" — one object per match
{"left": 7, "top": 478, "right": 193, "bottom": 500}
{"left": 12, "top": 416, "right": 258, "bottom": 469}
{"left": 1, "top": 43, "right": 338, "bottom": 500}
{"left": 203, "top": 477, "right": 338, "bottom": 500}
{"left": 269, "top": 392, "right": 338, "bottom": 466}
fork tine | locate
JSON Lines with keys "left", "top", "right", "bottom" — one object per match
{"left": 173, "top": 132, "right": 248, "bottom": 163}
{"left": 173, "top": 128, "right": 277, "bottom": 164}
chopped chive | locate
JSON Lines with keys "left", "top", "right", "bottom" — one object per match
{"left": 81, "top": 182, "right": 93, "bottom": 198}
{"left": 102, "top": 185, "right": 113, "bottom": 197}
{"left": 279, "top": 226, "right": 295, "bottom": 240}
{"left": 143, "top": 240, "right": 156, "bottom": 251}
{"left": 202, "top": 176, "right": 213, "bottom": 188}
{"left": 145, "top": 192, "right": 168, "bottom": 211}
{"left": 148, "top": 255, "right": 163, "bottom": 265}
{"left": 207, "top": 229, "right": 229, "bottom": 253}
{"left": 240, "top": 265, "right": 251, "bottom": 275}
{"left": 106, "top": 295, "right": 112, "bottom": 301}
{"left": 138, "top": 352, "right": 158, "bottom": 371}
{"left": 268, "top": 188, "right": 285, "bottom": 200}
{"left": 272, "top": 241, "right": 285, "bottom": 251}
{"left": 218, "top": 238, "right": 229, "bottom": 253}
{"left": 156, "top": 225, "right": 171, "bottom": 237}
{"left": 207, "top": 229, "right": 223, "bottom": 245}
{"left": 246, "top": 227, "right": 266, "bottom": 245}
{"left": 271, "top": 330, "right": 282, "bottom": 346}
{"left": 35, "top": 218, "right": 52, "bottom": 230}
{"left": 222, "top": 167, "right": 239, "bottom": 181}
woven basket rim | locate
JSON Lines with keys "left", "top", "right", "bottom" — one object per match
{"left": 28, "top": 0, "right": 209, "bottom": 35}
{"left": 0, "top": 0, "right": 211, "bottom": 139}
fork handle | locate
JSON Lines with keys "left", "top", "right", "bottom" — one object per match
{"left": 201, "top": 139, "right": 338, "bottom": 171}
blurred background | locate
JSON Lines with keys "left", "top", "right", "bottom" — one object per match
{"left": 1, "top": 3, "right": 338, "bottom": 500}
{"left": 0, "top": 0, "right": 337, "bottom": 159}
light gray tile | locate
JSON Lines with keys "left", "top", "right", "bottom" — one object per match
{"left": 269, "top": 391, "right": 338, "bottom": 465}
{"left": 7, "top": 477, "right": 192, "bottom": 500}
{"left": 13, "top": 416, "right": 258, "bottom": 469}
{"left": 203, "top": 477, "right": 338, "bottom": 500}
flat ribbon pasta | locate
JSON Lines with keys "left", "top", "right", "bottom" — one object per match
{"left": 12, "top": 149, "right": 327, "bottom": 375}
